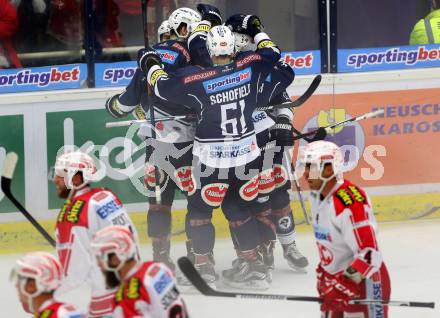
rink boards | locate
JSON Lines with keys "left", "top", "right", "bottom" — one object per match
{"left": 0, "top": 68, "right": 439, "bottom": 253}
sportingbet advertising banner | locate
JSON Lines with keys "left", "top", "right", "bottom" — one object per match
{"left": 94, "top": 61, "right": 137, "bottom": 87}
{"left": 94, "top": 51, "right": 320, "bottom": 88}
{"left": 0, "top": 64, "right": 87, "bottom": 93}
{"left": 280, "top": 50, "right": 321, "bottom": 75}
{"left": 338, "top": 44, "right": 440, "bottom": 73}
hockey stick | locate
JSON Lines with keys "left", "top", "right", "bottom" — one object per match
{"left": 141, "top": 0, "right": 161, "bottom": 204}
{"left": 1, "top": 152, "right": 56, "bottom": 247}
{"left": 177, "top": 256, "right": 320, "bottom": 302}
{"left": 255, "top": 74, "right": 322, "bottom": 111}
{"left": 105, "top": 75, "right": 322, "bottom": 128}
{"left": 349, "top": 299, "right": 435, "bottom": 309}
{"left": 105, "top": 115, "right": 197, "bottom": 128}
{"left": 178, "top": 256, "right": 435, "bottom": 308}
{"left": 292, "top": 109, "right": 384, "bottom": 141}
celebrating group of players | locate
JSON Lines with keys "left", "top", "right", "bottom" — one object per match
{"left": 9, "top": 3, "right": 391, "bottom": 318}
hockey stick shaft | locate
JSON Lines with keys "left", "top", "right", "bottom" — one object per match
{"left": 1, "top": 153, "right": 56, "bottom": 247}
{"left": 105, "top": 115, "right": 196, "bottom": 128}
{"left": 350, "top": 299, "right": 435, "bottom": 309}
{"left": 177, "top": 257, "right": 320, "bottom": 302}
{"left": 293, "top": 109, "right": 384, "bottom": 141}
{"left": 178, "top": 257, "right": 435, "bottom": 308}
{"left": 256, "top": 74, "right": 322, "bottom": 111}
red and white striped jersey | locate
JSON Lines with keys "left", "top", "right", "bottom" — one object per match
{"left": 310, "top": 179, "right": 383, "bottom": 278}
{"left": 36, "top": 299, "right": 84, "bottom": 318}
{"left": 54, "top": 186, "right": 137, "bottom": 317}
{"left": 113, "top": 261, "right": 188, "bottom": 318}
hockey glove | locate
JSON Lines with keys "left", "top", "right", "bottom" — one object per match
{"left": 271, "top": 116, "right": 294, "bottom": 147}
{"left": 320, "top": 273, "right": 361, "bottom": 312}
{"left": 105, "top": 94, "right": 132, "bottom": 118}
{"left": 225, "top": 14, "right": 264, "bottom": 37}
{"left": 137, "top": 47, "right": 162, "bottom": 74}
{"left": 197, "top": 3, "right": 222, "bottom": 26}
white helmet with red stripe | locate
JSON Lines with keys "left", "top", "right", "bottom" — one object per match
{"left": 296, "top": 140, "right": 344, "bottom": 184}
{"left": 54, "top": 151, "right": 97, "bottom": 189}
{"left": 91, "top": 226, "right": 137, "bottom": 273}
{"left": 11, "top": 252, "right": 62, "bottom": 296}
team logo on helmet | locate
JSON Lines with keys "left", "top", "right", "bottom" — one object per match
{"left": 273, "top": 164, "right": 288, "bottom": 188}
{"left": 201, "top": 183, "right": 229, "bottom": 207}
{"left": 258, "top": 169, "right": 275, "bottom": 194}
{"left": 239, "top": 175, "right": 259, "bottom": 201}
{"left": 174, "top": 166, "right": 195, "bottom": 195}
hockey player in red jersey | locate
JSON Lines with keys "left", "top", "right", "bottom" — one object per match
{"left": 52, "top": 151, "right": 138, "bottom": 317}
{"left": 91, "top": 225, "right": 188, "bottom": 318}
{"left": 296, "top": 141, "right": 391, "bottom": 317}
{"left": 11, "top": 251, "right": 85, "bottom": 317}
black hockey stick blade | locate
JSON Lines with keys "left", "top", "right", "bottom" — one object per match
{"left": 290, "top": 74, "right": 322, "bottom": 108}
{"left": 255, "top": 74, "right": 322, "bottom": 112}
{"left": 1, "top": 152, "right": 56, "bottom": 247}
{"left": 350, "top": 299, "right": 435, "bottom": 309}
{"left": 177, "top": 257, "right": 321, "bottom": 302}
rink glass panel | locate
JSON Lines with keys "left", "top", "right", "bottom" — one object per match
{"left": 0, "top": 115, "right": 25, "bottom": 213}
{"left": 337, "top": 0, "right": 435, "bottom": 49}
{"left": 12, "top": 0, "right": 84, "bottom": 68}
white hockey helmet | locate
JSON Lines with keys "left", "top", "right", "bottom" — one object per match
{"left": 91, "top": 226, "right": 137, "bottom": 274}
{"left": 54, "top": 151, "right": 97, "bottom": 189}
{"left": 296, "top": 140, "right": 344, "bottom": 184}
{"left": 234, "top": 32, "right": 256, "bottom": 52}
{"left": 157, "top": 19, "right": 171, "bottom": 42}
{"left": 207, "top": 25, "right": 235, "bottom": 57}
{"left": 11, "top": 252, "right": 62, "bottom": 297}
{"left": 168, "top": 7, "right": 201, "bottom": 38}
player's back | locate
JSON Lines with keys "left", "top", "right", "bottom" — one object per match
{"left": 113, "top": 261, "right": 187, "bottom": 318}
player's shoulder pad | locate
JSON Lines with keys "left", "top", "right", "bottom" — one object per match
{"left": 155, "top": 39, "right": 191, "bottom": 64}
{"left": 180, "top": 66, "right": 219, "bottom": 84}
{"left": 332, "top": 181, "right": 368, "bottom": 216}
{"left": 144, "top": 261, "right": 175, "bottom": 295}
{"left": 57, "top": 303, "right": 85, "bottom": 318}
{"left": 235, "top": 51, "right": 263, "bottom": 69}
{"left": 90, "top": 189, "right": 124, "bottom": 220}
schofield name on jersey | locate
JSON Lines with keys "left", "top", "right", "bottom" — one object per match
{"left": 203, "top": 67, "right": 252, "bottom": 94}
{"left": 209, "top": 83, "right": 250, "bottom": 105}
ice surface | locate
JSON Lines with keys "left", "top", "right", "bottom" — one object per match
{"left": 1, "top": 219, "right": 439, "bottom": 317}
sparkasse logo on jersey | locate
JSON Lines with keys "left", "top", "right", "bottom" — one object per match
{"left": 203, "top": 67, "right": 252, "bottom": 93}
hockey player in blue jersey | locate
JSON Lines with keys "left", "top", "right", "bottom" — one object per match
{"left": 186, "top": 14, "right": 309, "bottom": 283}
{"left": 104, "top": 7, "right": 202, "bottom": 272}
{"left": 139, "top": 17, "right": 282, "bottom": 288}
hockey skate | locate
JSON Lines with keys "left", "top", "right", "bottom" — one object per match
{"left": 282, "top": 242, "right": 309, "bottom": 272}
{"left": 152, "top": 239, "right": 176, "bottom": 271}
{"left": 194, "top": 261, "right": 217, "bottom": 289}
{"left": 221, "top": 259, "right": 270, "bottom": 290}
